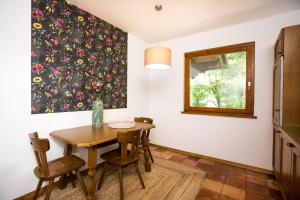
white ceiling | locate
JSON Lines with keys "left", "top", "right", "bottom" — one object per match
{"left": 70, "top": 0, "right": 300, "bottom": 43}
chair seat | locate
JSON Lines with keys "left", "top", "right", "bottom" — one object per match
{"left": 102, "top": 149, "right": 139, "bottom": 166}
{"left": 34, "top": 155, "right": 85, "bottom": 179}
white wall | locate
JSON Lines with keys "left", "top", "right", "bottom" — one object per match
{"left": 0, "top": 0, "right": 148, "bottom": 199}
{"left": 149, "top": 10, "right": 300, "bottom": 170}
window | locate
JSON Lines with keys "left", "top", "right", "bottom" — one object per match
{"left": 183, "top": 42, "right": 256, "bottom": 118}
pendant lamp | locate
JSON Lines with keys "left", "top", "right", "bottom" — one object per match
{"left": 144, "top": 47, "right": 172, "bottom": 69}
{"left": 144, "top": 4, "right": 172, "bottom": 69}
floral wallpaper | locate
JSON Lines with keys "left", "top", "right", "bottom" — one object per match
{"left": 31, "top": 0, "right": 127, "bottom": 114}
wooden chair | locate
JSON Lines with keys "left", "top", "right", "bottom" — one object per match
{"left": 29, "top": 132, "right": 88, "bottom": 200}
{"left": 134, "top": 117, "right": 154, "bottom": 163}
{"left": 97, "top": 129, "right": 145, "bottom": 200}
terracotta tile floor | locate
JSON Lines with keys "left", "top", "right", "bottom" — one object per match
{"left": 149, "top": 146, "right": 283, "bottom": 200}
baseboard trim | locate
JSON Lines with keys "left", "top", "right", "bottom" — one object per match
{"left": 150, "top": 143, "right": 273, "bottom": 175}
{"left": 15, "top": 162, "right": 104, "bottom": 200}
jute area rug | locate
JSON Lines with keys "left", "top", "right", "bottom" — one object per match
{"left": 38, "top": 157, "right": 206, "bottom": 200}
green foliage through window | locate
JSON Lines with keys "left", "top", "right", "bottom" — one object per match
{"left": 190, "top": 51, "right": 246, "bottom": 109}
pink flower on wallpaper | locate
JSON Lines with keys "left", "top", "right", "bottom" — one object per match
{"left": 53, "top": 69, "right": 61, "bottom": 75}
{"left": 106, "top": 75, "right": 112, "bottom": 82}
{"left": 96, "top": 44, "right": 103, "bottom": 50}
{"left": 64, "top": 11, "right": 71, "bottom": 17}
{"left": 106, "top": 39, "right": 113, "bottom": 46}
{"left": 76, "top": 91, "right": 85, "bottom": 100}
{"left": 32, "top": 9, "right": 44, "bottom": 19}
{"left": 53, "top": 18, "right": 63, "bottom": 28}
{"left": 51, "top": 1, "right": 58, "bottom": 6}
{"left": 32, "top": 64, "right": 45, "bottom": 73}
{"left": 86, "top": 69, "right": 94, "bottom": 76}
{"left": 76, "top": 49, "right": 85, "bottom": 56}
{"left": 32, "top": 51, "right": 38, "bottom": 57}
{"left": 32, "top": 105, "right": 37, "bottom": 112}
{"left": 51, "top": 38, "right": 59, "bottom": 46}
{"left": 92, "top": 82, "right": 100, "bottom": 92}
{"left": 74, "top": 38, "right": 80, "bottom": 43}
{"left": 51, "top": 49, "right": 58, "bottom": 55}
{"left": 77, "top": 8, "right": 86, "bottom": 15}
{"left": 50, "top": 88, "right": 59, "bottom": 95}
{"left": 88, "top": 28, "right": 95, "bottom": 35}
{"left": 50, "top": 99, "right": 57, "bottom": 105}
{"left": 63, "top": 103, "right": 70, "bottom": 110}
{"left": 89, "top": 53, "right": 97, "bottom": 59}
{"left": 63, "top": 57, "right": 71, "bottom": 63}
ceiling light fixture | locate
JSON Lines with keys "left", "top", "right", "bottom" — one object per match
{"left": 144, "top": 4, "right": 172, "bottom": 69}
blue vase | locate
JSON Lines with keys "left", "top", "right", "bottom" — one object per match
{"left": 92, "top": 98, "right": 103, "bottom": 128}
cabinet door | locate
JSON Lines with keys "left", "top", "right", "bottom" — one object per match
{"left": 273, "top": 127, "right": 281, "bottom": 179}
{"left": 274, "top": 30, "right": 284, "bottom": 60}
{"left": 280, "top": 137, "right": 292, "bottom": 200}
{"left": 291, "top": 147, "right": 300, "bottom": 200}
{"left": 273, "top": 60, "right": 282, "bottom": 124}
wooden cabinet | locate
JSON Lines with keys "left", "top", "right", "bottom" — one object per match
{"left": 273, "top": 126, "right": 281, "bottom": 179}
{"left": 274, "top": 128, "right": 300, "bottom": 200}
{"left": 272, "top": 24, "right": 300, "bottom": 200}
{"left": 280, "top": 135, "right": 292, "bottom": 200}
{"left": 291, "top": 148, "right": 300, "bottom": 200}
{"left": 274, "top": 30, "right": 284, "bottom": 61}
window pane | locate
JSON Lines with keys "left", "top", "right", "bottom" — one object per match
{"left": 190, "top": 51, "right": 246, "bottom": 109}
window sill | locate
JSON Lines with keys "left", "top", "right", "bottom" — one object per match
{"left": 181, "top": 111, "right": 257, "bottom": 119}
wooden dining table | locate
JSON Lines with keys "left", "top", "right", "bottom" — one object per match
{"left": 50, "top": 122, "right": 155, "bottom": 200}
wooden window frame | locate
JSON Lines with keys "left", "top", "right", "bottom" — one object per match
{"left": 182, "top": 42, "right": 256, "bottom": 119}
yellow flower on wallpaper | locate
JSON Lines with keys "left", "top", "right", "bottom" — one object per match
{"left": 45, "top": 5, "right": 55, "bottom": 13}
{"left": 77, "top": 59, "right": 84, "bottom": 64}
{"left": 77, "top": 102, "right": 83, "bottom": 107}
{"left": 45, "top": 56, "right": 54, "bottom": 63}
{"left": 45, "top": 108, "right": 53, "bottom": 113}
{"left": 107, "top": 47, "right": 111, "bottom": 52}
{"left": 66, "top": 0, "right": 72, "bottom": 5}
{"left": 33, "top": 77, "right": 43, "bottom": 83}
{"left": 64, "top": 91, "right": 72, "bottom": 97}
{"left": 33, "top": 23, "right": 43, "bottom": 29}
{"left": 77, "top": 16, "right": 84, "bottom": 22}
{"left": 85, "top": 44, "right": 92, "bottom": 49}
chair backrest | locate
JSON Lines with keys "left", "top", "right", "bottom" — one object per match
{"left": 134, "top": 117, "right": 153, "bottom": 138}
{"left": 117, "top": 129, "right": 142, "bottom": 162}
{"left": 29, "top": 132, "right": 50, "bottom": 176}
{"left": 134, "top": 117, "right": 153, "bottom": 124}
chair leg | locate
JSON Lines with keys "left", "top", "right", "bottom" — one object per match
{"left": 118, "top": 167, "right": 124, "bottom": 200}
{"left": 135, "top": 162, "right": 145, "bottom": 189}
{"left": 69, "top": 172, "right": 76, "bottom": 188}
{"left": 75, "top": 170, "right": 88, "bottom": 197}
{"left": 44, "top": 179, "right": 54, "bottom": 200}
{"left": 147, "top": 147, "right": 154, "bottom": 163}
{"left": 33, "top": 179, "right": 43, "bottom": 200}
{"left": 97, "top": 162, "right": 107, "bottom": 190}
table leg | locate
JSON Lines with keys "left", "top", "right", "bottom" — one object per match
{"left": 87, "top": 146, "right": 97, "bottom": 200}
{"left": 58, "top": 144, "right": 73, "bottom": 189}
{"left": 142, "top": 132, "right": 151, "bottom": 172}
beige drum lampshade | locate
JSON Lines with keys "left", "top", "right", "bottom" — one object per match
{"left": 144, "top": 47, "right": 172, "bottom": 69}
